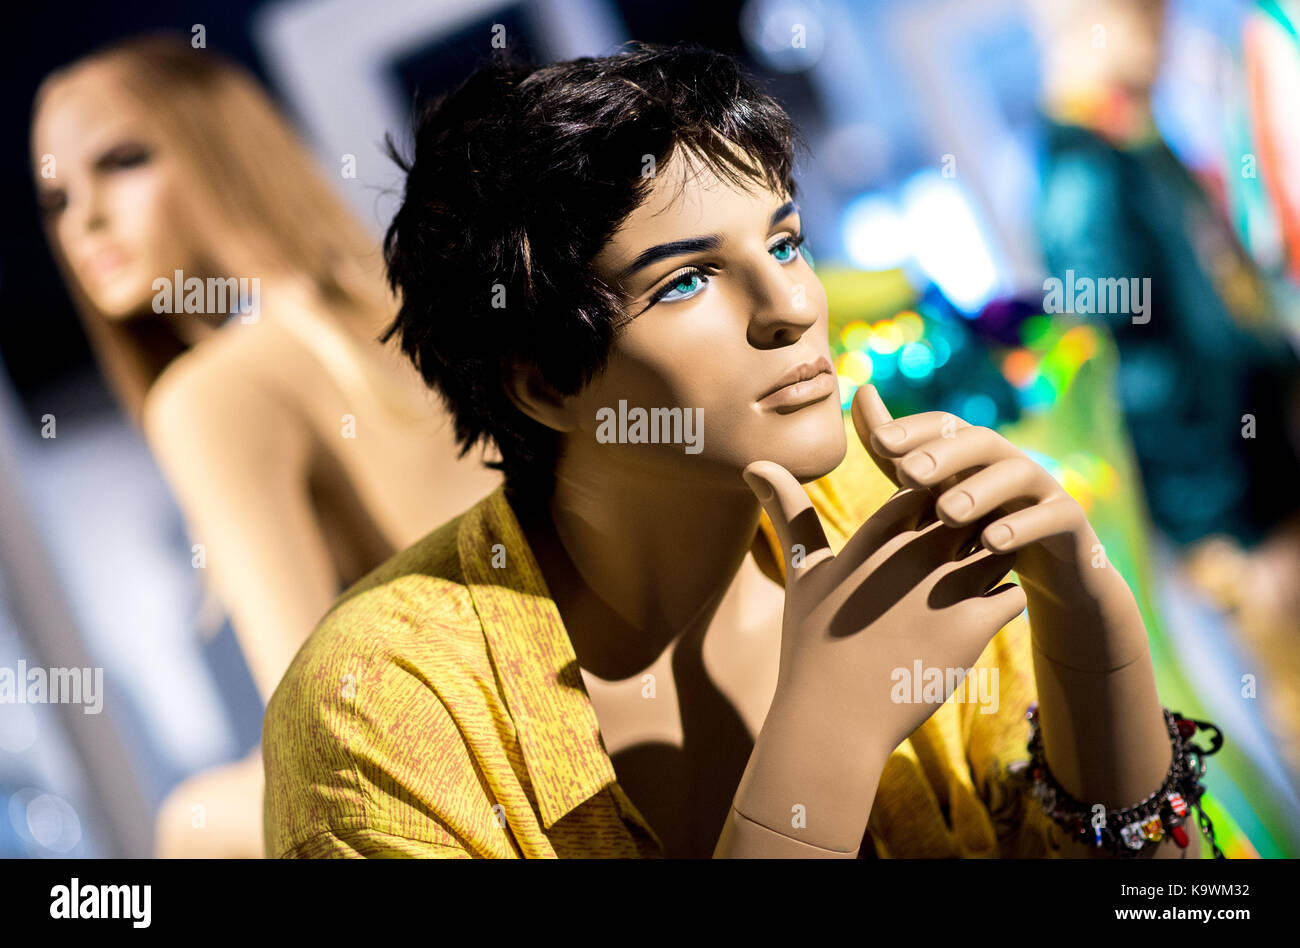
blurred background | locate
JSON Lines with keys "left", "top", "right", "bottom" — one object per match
{"left": 2, "top": 0, "right": 1298, "bottom": 857}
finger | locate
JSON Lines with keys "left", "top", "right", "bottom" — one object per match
{"left": 934, "top": 457, "right": 1056, "bottom": 526}
{"left": 869, "top": 410, "right": 970, "bottom": 460}
{"left": 743, "top": 460, "right": 833, "bottom": 582}
{"left": 946, "top": 546, "right": 1018, "bottom": 592}
{"left": 977, "top": 581, "right": 1029, "bottom": 630}
{"left": 851, "top": 384, "right": 902, "bottom": 487}
{"left": 895, "top": 425, "right": 1021, "bottom": 491}
{"left": 852, "top": 382, "right": 894, "bottom": 432}
{"left": 903, "top": 514, "right": 994, "bottom": 566}
{"left": 981, "top": 497, "right": 1080, "bottom": 553}
{"left": 837, "top": 487, "right": 934, "bottom": 568}
{"left": 945, "top": 580, "right": 1027, "bottom": 655}
{"left": 927, "top": 547, "right": 1016, "bottom": 610}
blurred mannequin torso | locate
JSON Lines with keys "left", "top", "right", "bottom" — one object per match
{"left": 143, "top": 301, "right": 503, "bottom": 700}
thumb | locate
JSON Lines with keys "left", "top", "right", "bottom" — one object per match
{"left": 742, "top": 460, "right": 833, "bottom": 582}
{"left": 851, "top": 384, "right": 902, "bottom": 487}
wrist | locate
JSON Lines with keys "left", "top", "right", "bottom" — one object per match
{"left": 734, "top": 693, "right": 888, "bottom": 852}
{"left": 1022, "top": 560, "right": 1149, "bottom": 671}
{"left": 1013, "top": 521, "right": 1098, "bottom": 594}
{"left": 718, "top": 803, "right": 862, "bottom": 858}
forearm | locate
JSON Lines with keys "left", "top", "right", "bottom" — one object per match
{"left": 1032, "top": 642, "right": 1168, "bottom": 807}
{"left": 1025, "top": 568, "right": 1191, "bottom": 858}
{"left": 716, "top": 700, "right": 887, "bottom": 858}
{"left": 144, "top": 381, "right": 338, "bottom": 702}
{"left": 202, "top": 506, "right": 340, "bottom": 701}
{"left": 1017, "top": 524, "right": 1151, "bottom": 670}
{"left": 1033, "top": 646, "right": 1197, "bottom": 859}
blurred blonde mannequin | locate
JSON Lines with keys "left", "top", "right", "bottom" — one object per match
{"left": 30, "top": 35, "right": 502, "bottom": 857}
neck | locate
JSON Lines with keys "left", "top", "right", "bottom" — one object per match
{"left": 518, "top": 447, "right": 767, "bottom": 681}
{"left": 1043, "top": 81, "right": 1156, "bottom": 145}
{"left": 164, "top": 266, "right": 297, "bottom": 345}
{"left": 169, "top": 309, "right": 226, "bottom": 347}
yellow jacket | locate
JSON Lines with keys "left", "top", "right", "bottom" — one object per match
{"left": 263, "top": 416, "right": 1068, "bottom": 858}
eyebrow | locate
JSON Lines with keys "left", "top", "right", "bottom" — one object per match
{"left": 616, "top": 199, "right": 798, "bottom": 284}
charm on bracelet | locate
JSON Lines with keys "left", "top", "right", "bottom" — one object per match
{"left": 1014, "top": 702, "right": 1226, "bottom": 858}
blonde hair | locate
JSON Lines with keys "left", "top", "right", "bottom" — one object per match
{"left": 32, "top": 33, "right": 417, "bottom": 424}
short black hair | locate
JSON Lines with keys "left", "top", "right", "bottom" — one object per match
{"left": 382, "top": 41, "right": 804, "bottom": 506}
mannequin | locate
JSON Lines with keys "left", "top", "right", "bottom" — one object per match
{"left": 1031, "top": 0, "right": 1300, "bottom": 775}
{"left": 264, "top": 42, "right": 1200, "bottom": 858}
{"left": 30, "top": 35, "right": 502, "bottom": 858}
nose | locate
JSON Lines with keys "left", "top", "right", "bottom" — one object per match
{"left": 745, "top": 256, "right": 820, "bottom": 348}
{"left": 69, "top": 179, "right": 109, "bottom": 238}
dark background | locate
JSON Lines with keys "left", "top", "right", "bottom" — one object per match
{"left": 2, "top": 0, "right": 825, "bottom": 417}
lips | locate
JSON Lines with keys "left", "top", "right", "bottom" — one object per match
{"left": 78, "top": 246, "right": 131, "bottom": 283}
{"left": 756, "top": 354, "right": 837, "bottom": 411}
{"left": 757, "top": 354, "right": 834, "bottom": 400}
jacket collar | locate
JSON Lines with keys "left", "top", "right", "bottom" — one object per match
{"left": 456, "top": 417, "right": 884, "bottom": 830}
{"left": 458, "top": 485, "right": 621, "bottom": 829}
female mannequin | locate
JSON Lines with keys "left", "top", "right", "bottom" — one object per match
{"left": 30, "top": 35, "right": 502, "bottom": 858}
{"left": 264, "top": 43, "right": 1210, "bottom": 858}
{"left": 1031, "top": 0, "right": 1300, "bottom": 775}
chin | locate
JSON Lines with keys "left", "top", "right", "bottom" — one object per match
{"left": 90, "top": 284, "right": 151, "bottom": 320}
{"left": 763, "top": 401, "right": 848, "bottom": 482}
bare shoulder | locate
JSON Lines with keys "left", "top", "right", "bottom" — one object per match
{"left": 141, "top": 323, "right": 311, "bottom": 464}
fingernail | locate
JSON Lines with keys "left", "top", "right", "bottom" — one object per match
{"left": 742, "top": 470, "right": 772, "bottom": 502}
{"left": 864, "top": 384, "right": 890, "bottom": 417}
{"left": 876, "top": 423, "right": 905, "bottom": 448}
{"left": 943, "top": 490, "right": 973, "bottom": 519}
{"left": 900, "top": 451, "right": 935, "bottom": 480}
{"left": 986, "top": 523, "right": 1014, "bottom": 549}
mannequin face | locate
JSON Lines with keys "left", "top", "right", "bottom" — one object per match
{"left": 1093, "top": 0, "right": 1166, "bottom": 94}
{"left": 33, "top": 67, "right": 210, "bottom": 319}
{"left": 567, "top": 149, "right": 846, "bottom": 489}
{"left": 1044, "top": 0, "right": 1167, "bottom": 98}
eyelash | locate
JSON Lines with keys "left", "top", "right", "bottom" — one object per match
{"left": 647, "top": 231, "right": 807, "bottom": 306}
{"left": 100, "top": 144, "right": 151, "bottom": 170}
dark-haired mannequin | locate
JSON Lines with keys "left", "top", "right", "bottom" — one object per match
{"left": 502, "top": 148, "right": 1189, "bottom": 858}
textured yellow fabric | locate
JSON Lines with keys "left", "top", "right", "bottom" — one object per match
{"left": 263, "top": 415, "right": 1070, "bottom": 858}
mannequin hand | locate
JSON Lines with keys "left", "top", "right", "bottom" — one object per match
{"left": 742, "top": 459, "right": 1027, "bottom": 763}
{"left": 851, "top": 384, "right": 1102, "bottom": 591}
{"left": 850, "top": 384, "right": 1146, "bottom": 668}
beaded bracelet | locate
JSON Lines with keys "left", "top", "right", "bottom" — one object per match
{"left": 1010, "top": 702, "right": 1225, "bottom": 858}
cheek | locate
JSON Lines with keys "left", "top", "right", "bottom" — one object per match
{"left": 578, "top": 280, "right": 843, "bottom": 474}
{"left": 54, "top": 213, "right": 80, "bottom": 264}
{"left": 109, "top": 167, "right": 189, "bottom": 269}
{"left": 597, "top": 308, "right": 751, "bottom": 418}
{"left": 580, "top": 318, "right": 758, "bottom": 471}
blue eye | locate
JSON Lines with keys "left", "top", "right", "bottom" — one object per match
{"left": 644, "top": 231, "right": 808, "bottom": 310}
{"left": 770, "top": 232, "right": 806, "bottom": 264}
{"left": 653, "top": 270, "right": 709, "bottom": 304}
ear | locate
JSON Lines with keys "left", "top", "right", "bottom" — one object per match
{"left": 502, "top": 358, "right": 583, "bottom": 433}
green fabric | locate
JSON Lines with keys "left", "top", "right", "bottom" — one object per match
{"left": 1035, "top": 119, "right": 1300, "bottom": 547}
